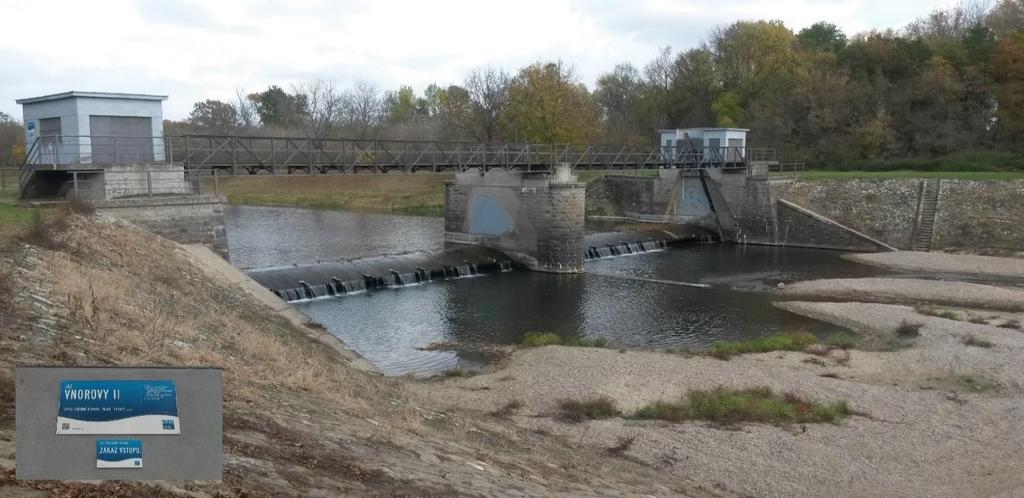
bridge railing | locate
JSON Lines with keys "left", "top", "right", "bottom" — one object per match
{"left": 21, "top": 134, "right": 777, "bottom": 174}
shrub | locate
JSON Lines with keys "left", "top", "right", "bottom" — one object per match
{"left": 711, "top": 332, "right": 817, "bottom": 358}
{"left": 521, "top": 332, "right": 562, "bottom": 347}
{"left": 63, "top": 198, "right": 96, "bottom": 215}
{"left": 441, "top": 368, "right": 477, "bottom": 378}
{"left": 998, "top": 319, "right": 1021, "bottom": 330}
{"left": 557, "top": 396, "right": 620, "bottom": 422}
{"left": 606, "top": 435, "right": 637, "bottom": 456}
{"left": 962, "top": 335, "right": 993, "bottom": 348}
{"left": 632, "top": 387, "right": 851, "bottom": 425}
{"left": 895, "top": 321, "right": 924, "bottom": 337}
{"left": 968, "top": 316, "right": 989, "bottom": 325}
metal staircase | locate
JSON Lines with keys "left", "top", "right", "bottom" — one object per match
{"left": 912, "top": 179, "right": 941, "bottom": 251}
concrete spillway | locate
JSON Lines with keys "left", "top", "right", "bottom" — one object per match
{"left": 246, "top": 228, "right": 705, "bottom": 302}
{"left": 246, "top": 246, "right": 513, "bottom": 302}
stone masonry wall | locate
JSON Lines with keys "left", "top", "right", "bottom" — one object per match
{"left": 526, "top": 183, "right": 586, "bottom": 272}
{"left": 779, "top": 180, "right": 918, "bottom": 249}
{"left": 97, "top": 195, "right": 229, "bottom": 259}
{"left": 781, "top": 179, "right": 1024, "bottom": 254}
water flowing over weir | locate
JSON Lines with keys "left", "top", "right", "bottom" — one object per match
{"left": 245, "top": 229, "right": 690, "bottom": 302}
{"left": 246, "top": 247, "right": 512, "bottom": 302}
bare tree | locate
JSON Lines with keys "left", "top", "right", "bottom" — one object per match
{"left": 234, "top": 88, "right": 257, "bottom": 130}
{"left": 293, "top": 79, "right": 344, "bottom": 139}
{"left": 341, "top": 81, "right": 383, "bottom": 139}
{"left": 464, "top": 67, "right": 512, "bottom": 142}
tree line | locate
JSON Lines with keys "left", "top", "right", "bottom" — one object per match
{"left": 5, "top": 1, "right": 1024, "bottom": 169}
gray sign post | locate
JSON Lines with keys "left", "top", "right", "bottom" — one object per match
{"left": 16, "top": 366, "right": 222, "bottom": 481}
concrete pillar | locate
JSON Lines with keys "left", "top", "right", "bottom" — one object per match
{"left": 443, "top": 167, "right": 585, "bottom": 273}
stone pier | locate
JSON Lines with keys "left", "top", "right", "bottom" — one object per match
{"left": 444, "top": 164, "right": 585, "bottom": 272}
{"left": 96, "top": 195, "right": 230, "bottom": 259}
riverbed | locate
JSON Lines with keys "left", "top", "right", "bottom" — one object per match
{"left": 226, "top": 205, "right": 883, "bottom": 375}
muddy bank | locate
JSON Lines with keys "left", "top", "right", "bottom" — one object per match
{"left": 846, "top": 251, "right": 1024, "bottom": 278}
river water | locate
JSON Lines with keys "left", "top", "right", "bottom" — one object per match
{"left": 226, "top": 205, "right": 882, "bottom": 375}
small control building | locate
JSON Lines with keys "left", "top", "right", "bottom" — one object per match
{"left": 17, "top": 91, "right": 168, "bottom": 164}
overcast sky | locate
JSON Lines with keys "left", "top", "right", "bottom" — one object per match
{"left": 0, "top": 0, "right": 957, "bottom": 119}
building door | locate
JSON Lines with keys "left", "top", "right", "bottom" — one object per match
{"left": 707, "top": 138, "right": 721, "bottom": 163}
{"left": 89, "top": 116, "right": 153, "bottom": 163}
{"left": 38, "top": 118, "right": 62, "bottom": 163}
{"left": 727, "top": 138, "right": 743, "bottom": 162}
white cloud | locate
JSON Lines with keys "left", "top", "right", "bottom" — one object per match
{"left": 0, "top": 0, "right": 953, "bottom": 119}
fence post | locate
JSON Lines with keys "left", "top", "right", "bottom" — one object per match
{"left": 72, "top": 171, "right": 79, "bottom": 198}
{"left": 213, "top": 170, "right": 219, "bottom": 196}
{"left": 146, "top": 171, "right": 153, "bottom": 197}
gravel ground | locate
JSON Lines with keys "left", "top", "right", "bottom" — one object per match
{"left": 847, "top": 251, "right": 1024, "bottom": 278}
{"left": 777, "top": 278, "right": 1024, "bottom": 311}
{"left": 413, "top": 301, "right": 1024, "bottom": 497}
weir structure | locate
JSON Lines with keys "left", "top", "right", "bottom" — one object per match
{"left": 17, "top": 132, "right": 890, "bottom": 276}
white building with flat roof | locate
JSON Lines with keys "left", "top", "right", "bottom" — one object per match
{"left": 659, "top": 127, "right": 748, "bottom": 163}
{"left": 17, "top": 91, "right": 168, "bottom": 164}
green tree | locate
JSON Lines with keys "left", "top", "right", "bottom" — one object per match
{"left": 247, "top": 85, "right": 307, "bottom": 128}
{"left": 383, "top": 86, "right": 429, "bottom": 124}
{"left": 798, "top": 22, "right": 848, "bottom": 53}
{"left": 187, "top": 99, "right": 238, "bottom": 132}
{"left": 500, "top": 61, "right": 600, "bottom": 143}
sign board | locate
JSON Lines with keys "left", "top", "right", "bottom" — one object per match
{"left": 16, "top": 366, "right": 222, "bottom": 481}
{"left": 96, "top": 439, "right": 143, "bottom": 469}
{"left": 57, "top": 380, "right": 180, "bottom": 434}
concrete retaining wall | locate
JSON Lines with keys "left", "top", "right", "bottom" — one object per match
{"left": 97, "top": 195, "right": 229, "bottom": 259}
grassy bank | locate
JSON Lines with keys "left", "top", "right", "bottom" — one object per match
{"left": 0, "top": 193, "right": 54, "bottom": 245}
{"left": 211, "top": 170, "right": 660, "bottom": 216}
{"left": 211, "top": 174, "right": 453, "bottom": 216}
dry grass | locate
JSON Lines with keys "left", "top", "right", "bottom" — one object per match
{"left": 33, "top": 216, "right": 381, "bottom": 408}
{"left": 557, "top": 396, "right": 620, "bottom": 422}
{"left": 213, "top": 174, "right": 452, "bottom": 216}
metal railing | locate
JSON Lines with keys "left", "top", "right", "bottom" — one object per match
{"left": 22, "top": 134, "right": 777, "bottom": 175}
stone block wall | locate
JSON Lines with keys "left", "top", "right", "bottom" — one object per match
{"left": 97, "top": 195, "right": 229, "bottom": 259}
{"left": 780, "top": 179, "right": 1024, "bottom": 254}
{"left": 778, "top": 179, "right": 919, "bottom": 249}
{"left": 444, "top": 171, "right": 585, "bottom": 272}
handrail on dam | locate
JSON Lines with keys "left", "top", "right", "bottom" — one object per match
{"left": 21, "top": 134, "right": 777, "bottom": 175}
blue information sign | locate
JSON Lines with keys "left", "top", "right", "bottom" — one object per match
{"left": 56, "top": 380, "right": 180, "bottom": 435}
{"left": 96, "top": 439, "right": 143, "bottom": 469}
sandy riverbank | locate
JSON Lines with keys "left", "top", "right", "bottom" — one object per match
{"left": 411, "top": 302, "right": 1024, "bottom": 497}
{"left": 777, "top": 277, "right": 1024, "bottom": 311}
{"left": 846, "top": 251, "right": 1024, "bottom": 278}
{"left": 411, "top": 252, "right": 1024, "bottom": 497}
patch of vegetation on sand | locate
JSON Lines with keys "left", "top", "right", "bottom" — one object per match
{"left": 710, "top": 331, "right": 817, "bottom": 358}
{"left": 825, "top": 333, "right": 859, "bottom": 349}
{"left": 895, "top": 320, "right": 924, "bottom": 337}
{"left": 632, "top": 387, "right": 851, "bottom": 425}
{"left": 441, "top": 368, "right": 478, "bottom": 378}
{"left": 962, "top": 335, "right": 994, "bottom": 348}
{"left": 521, "top": 332, "right": 608, "bottom": 348}
{"left": 915, "top": 307, "right": 961, "bottom": 321}
{"left": 557, "top": 396, "right": 620, "bottom": 422}
{"left": 957, "top": 374, "right": 996, "bottom": 393}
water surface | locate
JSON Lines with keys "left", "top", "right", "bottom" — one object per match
{"left": 227, "top": 205, "right": 883, "bottom": 375}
